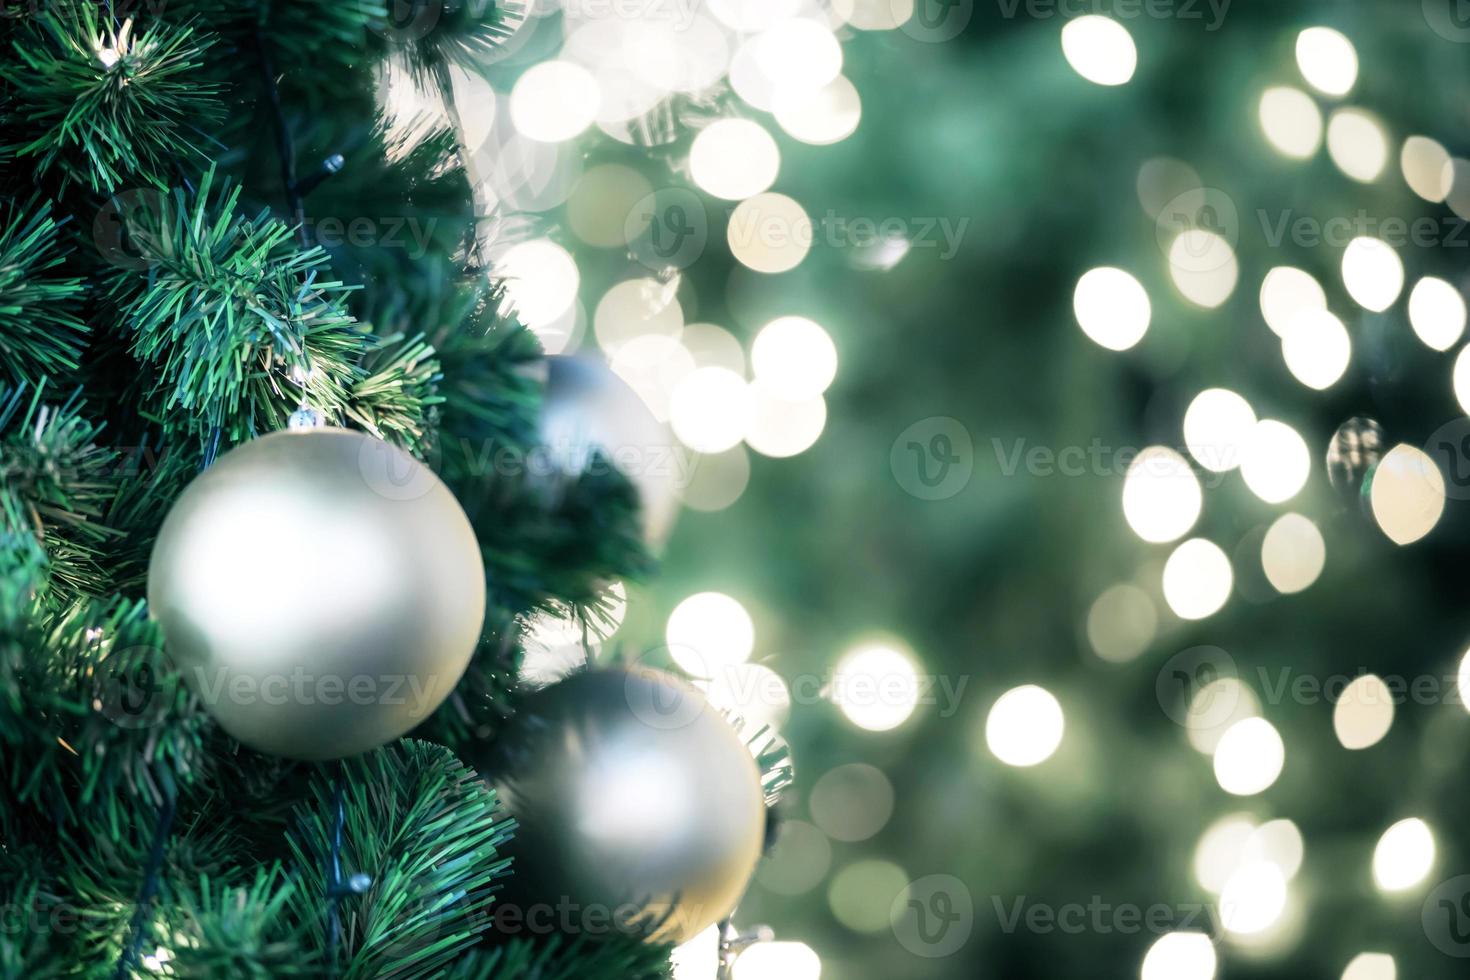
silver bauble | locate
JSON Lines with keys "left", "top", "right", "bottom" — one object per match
{"left": 481, "top": 667, "right": 765, "bottom": 944}
{"left": 542, "top": 354, "right": 683, "bottom": 548}
{"left": 147, "top": 428, "right": 484, "bottom": 760}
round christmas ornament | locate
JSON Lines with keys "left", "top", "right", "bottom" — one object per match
{"left": 478, "top": 666, "right": 766, "bottom": 943}
{"left": 541, "top": 354, "right": 683, "bottom": 548}
{"left": 148, "top": 428, "right": 484, "bottom": 760}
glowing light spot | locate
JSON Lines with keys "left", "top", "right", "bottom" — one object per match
{"left": 568, "top": 164, "right": 653, "bottom": 248}
{"left": 698, "top": 662, "right": 790, "bottom": 735}
{"left": 671, "top": 926, "right": 720, "bottom": 980}
{"left": 707, "top": 0, "right": 801, "bottom": 33}
{"left": 1373, "top": 818, "right": 1435, "bottom": 892}
{"left": 758, "top": 820, "right": 832, "bottom": 896}
{"left": 1163, "top": 539, "right": 1233, "bottom": 620}
{"left": 1187, "top": 678, "right": 1260, "bottom": 755}
{"left": 828, "top": 860, "right": 907, "bottom": 934}
{"left": 1333, "top": 674, "right": 1394, "bottom": 750}
{"left": 1369, "top": 444, "right": 1445, "bottom": 546}
{"left": 1244, "top": 819, "right": 1305, "bottom": 881}
{"left": 594, "top": 277, "right": 684, "bottom": 356}
{"left": 810, "top": 763, "right": 895, "bottom": 842}
{"left": 510, "top": 61, "right": 600, "bottom": 143}
{"left": 1195, "top": 814, "right": 1258, "bottom": 892}
{"left": 1141, "top": 933, "right": 1216, "bottom": 980}
{"left": 1122, "top": 447, "right": 1202, "bottom": 544}
{"left": 728, "top": 193, "right": 813, "bottom": 274}
{"left": 1074, "top": 267, "right": 1151, "bottom": 351}
{"left": 774, "top": 75, "right": 861, "bottom": 145}
{"left": 1240, "top": 419, "right": 1311, "bottom": 504}
{"left": 1455, "top": 345, "right": 1470, "bottom": 415}
{"left": 1086, "top": 584, "right": 1157, "bottom": 663}
{"left": 1060, "top": 16, "right": 1138, "bottom": 87}
{"left": 609, "top": 334, "right": 696, "bottom": 422}
{"left": 1168, "top": 231, "right": 1239, "bottom": 308}
{"left": 1342, "top": 237, "right": 1404, "bottom": 312}
{"left": 985, "top": 685, "right": 1065, "bottom": 767}
{"left": 1341, "top": 953, "right": 1396, "bottom": 980}
{"left": 690, "top": 119, "right": 779, "bottom": 201}
{"left": 682, "top": 445, "right": 750, "bottom": 513}
{"left": 1401, "top": 136, "right": 1452, "bottom": 203}
{"left": 665, "top": 592, "right": 754, "bottom": 678}
{"left": 751, "top": 316, "right": 837, "bottom": 397}
{"left": 495, "top": 239, "right": 579, "bottom": 339}
{"left": 681, "top": 323, "right": 746, "bottom": 374}
{"left": 1296, "top": 27, "right": 1358, "bottom": 96}
{"left": 670, "top": 366, "right": 753, "bottom": 454}
{"left": 1184, "top": 388, "right": 1257, "bottom": 473}
{"left": 1213, "top": 717, "right": 1285, "bottom": 795}
{"left": 745, "top": 386, "right": 826, "bottom": 458}
{"left": 1261, "top": 513, "right": 1325, "bottom": 594}
{"left": 1407, "top": 277, "right": 1467, "bottom": 351}
{"left": 1259, "top": 87, "right": 1323, "bottom": 159}
{"left": 1327, "top": 108, "right": 1389, "bottom": 182}
{"left": 1219, "top": 862, "right": 1288, "bottom": 935}
{"left": 1281, "top": 309, "right": 1351, "bottom": 390}
{"left": 733, "top": 941, "right": 821, "bottom": 980}
{"left": 748, "top": 18, "right": 843, "bottom": 95}
{"left": 831, "top": 642, "right": 920, "bottom": 732}
{"left": 1260, "top": 266, "right": 1327, "bottom": 336}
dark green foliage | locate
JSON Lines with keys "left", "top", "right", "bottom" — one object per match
{"left": 0, "top": 199, "right": 89, "bottom": 389}
{"left": 0, "top": 5, "right": 224, "bottom": 192}
{"left": 286, "top": 740, "right": 515, "bottom": 979}
{"left": 156, "top": 866, "right": 319, "bottom": 978}
{"left": 107, "top": 167, "right": 366, "bottom": 449}
{"left": 451, "top": 933, "right": 677, "bottom": 980}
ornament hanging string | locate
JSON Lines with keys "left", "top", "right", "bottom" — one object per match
{"left": 112, "top": 797, "right": 176, "bottom": 980}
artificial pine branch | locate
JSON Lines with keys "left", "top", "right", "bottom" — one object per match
{"left": 0, "top": 4, "right": 224, "bottom": 193}
{"left": 0, "top": 198, "right": 90, "bottom": 390}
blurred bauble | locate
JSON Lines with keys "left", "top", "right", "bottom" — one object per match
{"left": 1326, "top": 416, "right": 1386, "bottom": 509}
{"left": 147, "top": 428, "right": 484, "bottom": 760}
{"left": 542, "top": 354, "right": 682, "bottom": 547}
{"left": 478, "top": 667, "right": 765, "bottom": 943}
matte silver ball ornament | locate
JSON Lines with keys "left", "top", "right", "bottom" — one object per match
{"left": 480, "top": 667, "right": 765, "bottom": 943}
{"left": 147, "top": 428, "right": 485, "bottom": 760}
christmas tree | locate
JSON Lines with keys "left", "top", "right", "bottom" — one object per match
{"left": 0, "top": 2, "right": 794, "bottom": 977}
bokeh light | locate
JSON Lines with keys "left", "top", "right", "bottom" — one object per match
{"left": 594, "top": 277, "right": 684, "bottom": 355}
{"left": 1122, "top": 446, "right": 1202, "bottom": 543}
{"left": 757, "top": 820, "right": 832, "bottom": 896}
{"left": 1240, "top": 419, "right": 1311, "bottom": 504}
{"left": 1219, "top": 861, "right": 1288, "bottom": 936}
{"left": 1195, "top": 814, "right": 1258, "bottom": 892}
{"left": 774, "top": 75, "right": 862, "bottom": 145}
{"left": 1184, "top": 388, "right": 1256, "bottom": 473}
{"left": 681, "top": 323, "right": 746, "bottom": 374}
{"left": 830, "top": 642, "right": 920, "bottom": 732}
{"left": 751, "top": 316, "right": 838, "bottom": 397}
{"left": 1407, "top": 276, "right": 1467, "bottom": 351}
{"left": 1259, "top": 266, "right": 1328, "bottom": 336}
{"left": 1333, "top": 674, "right": 1394, "bottom": 750}
{"left": 1281, "top": 309, "right": 1351, "bottom": 390}
{"left": 690, "top": 119, "right": 779, "bottom": 201}
{"left": 1187, "top": 678, "right": 1261, "bottom": 755}
{"left": 1086, "top": 584, "right": 1157, "bottom": 663}
{"left": 666, "top": 591, "right": 754, "bottom": 677}
{"left": 670, "top": 367, "right": 753, "bottom": 453}
{"left": 744, "top": 385, "right": 827, "bottom": 458}
{"left": 728, "top": 193, "right": 813, "bottom": 273}
{"left": 1213, "top": 717, "right": 1285, "bottom": 795}
{"left": 1456, "top": 345, "right": 1470, "bottom": 415}
{"left": 1060, "top": 16, "right": 1137, "bottom": 87}
{"left": 495, "top": 239, "right": 579, "bottom": 340}
{"left": 828, "top": 859, "right": 907, "bottom": 933}
{"left": 1369, "top": 444, "right": 1445, "bottom": 546}
{"left": 1141, "top": 933, "right": 1216, "bottom": 980}
{"left": 1259, "top": 87, "right": 1323, "bottom": 159}
{"left": 1341, "top": 953, "right": 1396, "bottom": 980}
{"left": 698, "top": 662, "right": 791, "bottom": 734}
{"left": 1342, "top": 237, "right": 1405, "bottom": 312}
{"left": 1244, "top": 819, "right": 1305, "bottom": 881}
{"left": 681, "top": 446, "right": 751, "bottom": 513}
{"left": 1372, "top": 818, "right": 1434, "bottom": 892}
{"left": 1074, "top": 267, "right": 1151, "bottom": 351}
{"left": 1168, "top": 231, "right": 1239, "bottom": 308}
{"left": 985, "top": 685, "right": 1065, "bottom": 767}
{"left": 1296, "top": 27, "right": 1358, "bottom": 96}
{"left": 568, "top": 163, "right": 653, "bottom": 248}
{"left": 1401, "top": 135, "right": 1452, "bottom": 202}
{"left": 733, "top": 941, "right": 821, "bottom": 980}
{"left": 1327, "top": 108, "right": 1388, "bottom": 182}
{"left": 510, "top": 61, "right": 600, "bottom": 142}
{"left": 810, "top": 763, "right": 895, "bottom": 842}
{"left": 1162, "top": 538, "right": 1233, "bottom": 621}
{"left": 1261, "top": 513, "right": 1326, "bottom": 594}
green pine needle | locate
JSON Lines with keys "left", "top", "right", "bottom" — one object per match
{"left": 0, "top": 5, "right": 225, "bottom": 192}
{"left": 0, "top": 198, "right": 90, "bottom": 390}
